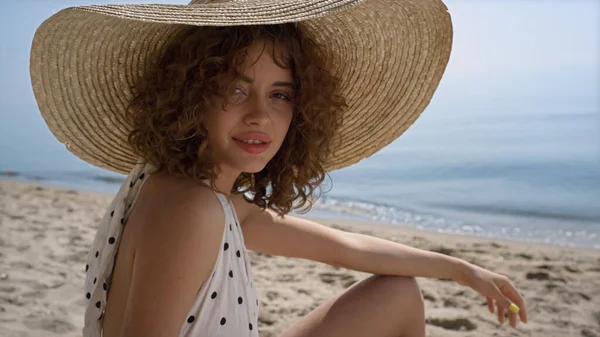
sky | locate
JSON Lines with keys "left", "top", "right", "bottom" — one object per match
{"left": 0, "top": 0, "right": 599, "bottom": 173}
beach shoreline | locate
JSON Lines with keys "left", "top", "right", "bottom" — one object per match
{"left": 2, "top": 178, "right": 599, "bottom": 337}
{"left": 303, "top": 214, "right": 600, "bottom": 254}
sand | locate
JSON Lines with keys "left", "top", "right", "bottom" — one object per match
{"left": 1, "top": 179, "right": 599, "bottom": 337}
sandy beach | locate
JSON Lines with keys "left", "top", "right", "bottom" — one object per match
{"left": 1, "top": 179, "right": 599, "bottom": 337}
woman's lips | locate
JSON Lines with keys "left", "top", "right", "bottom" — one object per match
{"left": 233, "top": 139, "right": 270, "bottom": 154}
{"left": 233, "top": 131, "right": 271, "bottom": 143}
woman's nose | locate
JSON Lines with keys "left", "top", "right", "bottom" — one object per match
{"left": 243, "top": 96, "right": 270, "bottom": 126}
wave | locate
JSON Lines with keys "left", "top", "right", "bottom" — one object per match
{"left": 311, "top": 195, "right": 600, "bottom": 249}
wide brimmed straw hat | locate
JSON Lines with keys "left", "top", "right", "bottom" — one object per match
{"left": 30, "top": 0, "right": 452, "bottom": 174}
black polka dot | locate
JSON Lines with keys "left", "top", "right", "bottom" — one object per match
{"left": 256, "top": 299, "right": 259, "bottom": 306}
{"left": 211, "top": 291, "right": 217, "bottom": 299}
{"left": 220, "top": 317, "right": 226, "bottom": 325}
{"left": 236, "top": 250, "right": 241, "bottom": 258}
{"left": 249, "top": 323, "right": 253, "bottom": 330}
{"left": 108, "top": 237, "right": 115, "bottom": 244}
{"left": 129, "top": 181, "right": 134, "bottom": 188}
{"left": 95, "top": 251, "right": 99, "bottom": 258}
{"left": 103, "top": 282, "right": 107, "bottom": 291}
{"left": 86, "top": 292, "right": 91, "bottom": 299}
{"left": 110, "top": 210, "right": 114, "bottom": 217}
{"left": 95, "top": 301, "right": 101, "bottom": 308}
{"left": 139, "top": 173, "right": 145, "bottom": 180}
{"left": 187, "top": 315, "right": 195, "bottom": 323}
{"left": 229, "top": 270, "right": 233, "bottom": 278}
{"left": 93, "top": 277, "right": 97, "bottom": 284}
{"left": 224, "top": 242, "right": 229, "bottom": 251}
{"left": 120, "top": 218, "right": 124, "bottom": 225}
{"left": 238, "top": 297, "right": 243, "bottom": 304}
{"left": 230, "top": 224, "right": 232, "bottom": 231}
{"left": 86, "top": 264, "right": 89, "bottom": 272}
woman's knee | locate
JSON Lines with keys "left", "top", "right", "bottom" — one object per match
{"left": 374, "top": 275, "right": 424, "bottom": 308}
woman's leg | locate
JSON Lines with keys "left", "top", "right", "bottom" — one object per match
{"left": 278, "top": 274, "right": 426, "bottom": 337}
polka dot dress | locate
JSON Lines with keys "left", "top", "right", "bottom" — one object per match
{"left": 83, "top": 161, "right": 259, "bottom": 337}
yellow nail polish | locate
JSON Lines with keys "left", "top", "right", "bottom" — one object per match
{"left": 509, "top": 303, "right": 520, "bottom": 314}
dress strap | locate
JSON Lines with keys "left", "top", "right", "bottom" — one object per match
{"left": 213, "top": 191, "right": 230, "bottom": 209}
{"left": 200, "top": 179, "right": 231, "bottom": 210}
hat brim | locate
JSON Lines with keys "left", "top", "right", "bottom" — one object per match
{"left": 30, "top": 0, "right": 452, "bottom": 174}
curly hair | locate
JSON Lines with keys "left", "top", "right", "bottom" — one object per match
{"left": 127, "top": 23, "right": 347, "bottom": 217}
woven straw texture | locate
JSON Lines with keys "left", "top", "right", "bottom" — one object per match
{"left": 30, "top": 0, "right": 452, "bottom": 174}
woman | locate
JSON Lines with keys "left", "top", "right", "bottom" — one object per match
{"left": 30, "top": 1, "right": 528, "bottom": 336}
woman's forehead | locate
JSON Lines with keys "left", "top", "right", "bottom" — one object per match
{"left": 239, "top": 42, "right": 293, "bottom": 80}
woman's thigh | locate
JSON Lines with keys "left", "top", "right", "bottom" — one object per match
{"left": 278, "top": 274, "right": 425, "bottom": 337}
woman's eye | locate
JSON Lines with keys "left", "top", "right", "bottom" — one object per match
{"left": 227, "top": 87, "right": 246, "bottom": 104}
{"left": 272, "top": 92, "right": 291, "bottom": 101}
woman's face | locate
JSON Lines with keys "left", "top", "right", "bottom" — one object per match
{"left": 203, "top": 41, "right": 295, "bottom": 174}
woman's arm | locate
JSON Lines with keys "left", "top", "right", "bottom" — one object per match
{"left": 239, "top": 202, "right": 465, "bottom": 279}
{"left": 240, "top": 205, "right": 527, "bottom": 326}
{"left": 339, "top": 231, "right": 467, "bottom": 280}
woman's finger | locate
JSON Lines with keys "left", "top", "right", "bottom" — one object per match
{"left": 491, "top": 282, "right": 513, "bottom": 310}
{"left": 508, "top": 309, "right": 517, "bottom": 328}
{"left": 499, "top": 280, "right": 528, "bottom": 323}
{"left": 487, "top": 297, "right": 494, "bottom": 313}
{"left": 496, "top": 301, "right": 505, "bottom": 324}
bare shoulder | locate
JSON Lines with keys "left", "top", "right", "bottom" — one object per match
{"left": 117, "top": 173, "right": 226, "bottom": 337}
{"left": 130, "top": 171, "right": 227, "bottom": 265}
{"left": 128, "top": 172, "right": 226, "bottom": 248}
{"left": 136, "top": 172, "right": 224, "bottom": 222}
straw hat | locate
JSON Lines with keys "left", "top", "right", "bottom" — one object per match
{"left": 30, "top": 0, "right": 452, "bottom": 174}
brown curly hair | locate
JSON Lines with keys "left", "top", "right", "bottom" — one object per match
{"left": 127, "top": 23, "right": 347, "bottom": 217}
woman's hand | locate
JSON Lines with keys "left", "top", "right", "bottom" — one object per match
{"left": 453, "top": 260, "right": 528, "bottom": 328}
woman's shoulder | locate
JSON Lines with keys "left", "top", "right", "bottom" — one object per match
{"left": 144, "top": 171, "right": 212, "bottom": 195}
{"left": 142, "top": 172, "right": 221, "bottom": 208}
{"left": 129, "top": 172, "right": 226, "bottom": 239}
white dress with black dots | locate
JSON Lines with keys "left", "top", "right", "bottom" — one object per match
{"left": 83, "top": 161, "right": 259, "bottom": 337}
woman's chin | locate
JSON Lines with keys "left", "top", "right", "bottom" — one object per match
{"left": 238, "top": 161, "right": 269, "bottom": 174}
